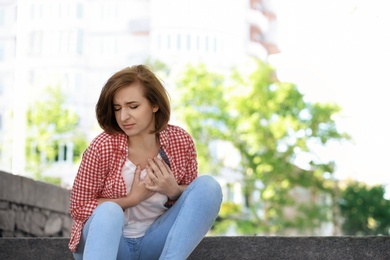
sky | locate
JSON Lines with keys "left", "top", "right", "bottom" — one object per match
{"left": 270, "top": 0, "right": 390, "bottom": 188}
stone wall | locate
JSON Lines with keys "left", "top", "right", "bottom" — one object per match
{"left": 0, "top": 171, "right": 72, "bottom": 237}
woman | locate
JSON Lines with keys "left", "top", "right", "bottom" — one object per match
{"left": 69, "top": 65, "right": 222, "bottom": 260}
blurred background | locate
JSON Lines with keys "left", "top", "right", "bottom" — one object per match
{"left": 0, "top": 0, "right": 389, "bottom": 236}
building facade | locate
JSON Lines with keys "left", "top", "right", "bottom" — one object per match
{"left": 0, "top": 0, "right": 278, "bottom": 186}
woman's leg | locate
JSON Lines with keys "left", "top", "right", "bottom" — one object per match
{"left": 139, "top": 175, "right": 222, "bottom": 260}
{"left": 73, "top": 201, "right": 131, "bottom": 260}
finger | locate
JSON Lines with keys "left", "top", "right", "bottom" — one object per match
{"left": 154, "top": 157, "right": 171, "bottom": 174}
{"left": 145, "top": 182, "right": 157, "bottom": 191}
{"left": 160, "top": 159, "right": 172, "bottom": 173}
{"left": 148, "top": 158, "right": 164, "bottom": 178}
{"left": 133, "top": 165, "right": 141, "bottom": 184}
{"left": 146, "top": 165, "right": 159, "bottom": 182}
{"left": 144, "top": 173, "right": 153, "bottom": 184}
{"left": 145, "top": 166, "right": 159, "bottom": 191}
{"left": 144, "top": 174, "right": 156, "bottom": 188}
{"left": 154, "top": 157, "right": 172, "bottom": 176}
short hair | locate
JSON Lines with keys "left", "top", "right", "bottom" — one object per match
{"left": 96, "top": 65, "right": 170, "bottom": 135}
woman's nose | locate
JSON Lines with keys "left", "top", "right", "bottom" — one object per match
{"left": 121, "top": 107, "right": 130, "bottom": 121}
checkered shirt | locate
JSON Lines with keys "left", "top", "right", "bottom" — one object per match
{"left": 68, "top": 124, "right": 198, "bottom": 252}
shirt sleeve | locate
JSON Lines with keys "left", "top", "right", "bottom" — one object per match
{"left": 181, "top": 132, "right": 198, "bottom": 185}
{"left": 69, "top": 144, "right": 103, "bottom": 223}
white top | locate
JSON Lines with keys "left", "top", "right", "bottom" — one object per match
{"left": 122, "top": 156, "right": 168, "bottom": 238}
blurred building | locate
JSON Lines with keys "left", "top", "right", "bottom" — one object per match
{"left": 0, "top": 0, "right": 278, "bottom": 187}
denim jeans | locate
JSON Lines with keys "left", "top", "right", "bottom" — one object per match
{"left": 73, "top": 175, "right": 222, "bottom": 260}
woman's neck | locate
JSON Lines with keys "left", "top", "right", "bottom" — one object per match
{"left": 127, "top": 134, "right": 160, "bottom": 169}
{"left": 128, "top": 133, "right": 159, "bottom": 151}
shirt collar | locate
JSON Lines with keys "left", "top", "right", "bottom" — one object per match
{"left": 159, "top": 125, "right": 170, "bottom": 149}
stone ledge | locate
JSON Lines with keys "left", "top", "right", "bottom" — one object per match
{"left": 0, "top": 171, "right": 70, "bottom": 213}
{"left": 1, "top": 236, "right": 389, "bottom": 260}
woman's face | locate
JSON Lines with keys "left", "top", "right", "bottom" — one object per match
{"left": 113, "top": 82, "right": 158, "bottom": 137}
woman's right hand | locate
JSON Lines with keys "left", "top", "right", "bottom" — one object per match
{"left": 126, "top": 165, "right": 155, "bottom": 206}
{"left": 98, "top": 166, "right": 155, "bottom": 209}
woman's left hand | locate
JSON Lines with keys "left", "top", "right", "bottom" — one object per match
{"left": 145, "top": 157, "right": 183, "bottom": 200}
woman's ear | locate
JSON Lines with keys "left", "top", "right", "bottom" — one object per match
{"left": 152, "top": 105, "right": 159, "bottom": 113}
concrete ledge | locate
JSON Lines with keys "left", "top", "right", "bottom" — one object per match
{"left": 1, "top": 236, "right": 389, "bottom": 260}
{"left": 189, "top": 236, "right": 390, "bottom": 259}
{"left": 0, "top": 237, "right": 71, "bottom": 260}
{"left": 0, "top": 171, "right": 70, "bottom": 213}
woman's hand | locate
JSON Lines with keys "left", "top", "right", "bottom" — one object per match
{"left": 126, "top": 165, "right": 156, "bottom": 204}
{"left": 145, "top": 157, "right": 184, "bottom": 200}
{"left": 97, "top": 166, "right": 155, "bottom": 209}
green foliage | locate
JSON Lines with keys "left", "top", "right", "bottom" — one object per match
{"left": 339, "top": 181, "right": 390, "bottom": 235}
{"left": 211, "top": 202, "right": 242, "bottom": 234}
{"left": 26, "top": 86, "right": 88, "bottom": 184}
{"left": 175, "top": 59, "right": 349, "bottom": 235}
{"left": 175, "top": 64, "right": 230, "bottom": 174}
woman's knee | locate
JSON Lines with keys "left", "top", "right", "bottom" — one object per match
{"left": 192, "top": 175, "right": 222, "bottom": 200}
{"left": 92, "top": 201, "right": 124, "bottom": 222}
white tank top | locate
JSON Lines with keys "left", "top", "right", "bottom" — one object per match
{"left": 121, "top": 156, "right": 168, "bottom": 238}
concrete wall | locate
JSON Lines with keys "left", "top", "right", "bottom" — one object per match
{"left": 0, "top": 171, "right": 72, "bottom": 237}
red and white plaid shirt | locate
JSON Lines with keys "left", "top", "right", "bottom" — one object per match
{"left": 68, "top": 124, "right": 198, "bottom": 252}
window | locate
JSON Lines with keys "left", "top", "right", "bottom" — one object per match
{"left": 0, "top": 44, "right": 4, "bottom": 61}
{"left": 167, "top": 34, "right": 171, "bottom": 49}
{"left": 76, "top": 3, "right": 84, "bottom": 19}
{"left": 0, "top": 80, "right": 3, "bottom": 95}
{"left": 176, "top": 34, "right": 181, "bottom": 50}
{"left": 74, "top": 73, "right": 82, "bottom": 90}
{"left": 55, "top": 142, "right": 74, "bottom": 163}
{"left": 187, "top": 34, "right": 191, "bottom": 50}
{"left": 30, "top": 4, "right": 35, "bottom": 20}
{"left": 0, "top": 9, "right": 4, "bottom": 26}
{"left": 157, "top": 34, "right": 162, "bottom": 50}
{"left": 76, "top": 29, "right": 84, "bottom": 54}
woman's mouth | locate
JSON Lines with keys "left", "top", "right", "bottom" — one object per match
{"left": 123, "top": 124, "right": 135, "bottom": 129}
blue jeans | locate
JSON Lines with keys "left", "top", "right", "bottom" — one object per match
{"left": 73, "top": 175, "right": 222, "bottom": 260}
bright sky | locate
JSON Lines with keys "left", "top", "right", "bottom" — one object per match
{"left": 270, "top": 0, "right": 390, "bottom": 188}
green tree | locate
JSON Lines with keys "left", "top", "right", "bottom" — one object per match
{"left": 175, "top": 59, "right": 349, "bottom": 235}
{"left": 339, "top": 181, "right": 390, "bottom": 235}
{"left": 26, "top": 86, "right": 87, "bottom": 185}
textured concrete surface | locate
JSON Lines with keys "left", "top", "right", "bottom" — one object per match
{"left": 1, "top": 236, "right": 390, "bottom": 260}
{"left": 0, "top": 171, "right": 72, "bottom": 237}
{"left": 0, "top": 171, "right": 71, "bottom": 212}
{"left": 189, "top": 236, "right": 390, "bottom": 260}
{"left": 0, "top": 238, "right": 72, "bottom": 260}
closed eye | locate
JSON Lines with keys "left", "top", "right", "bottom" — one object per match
{"left": 113, "top": 102, "right": 139, "bottom": 111}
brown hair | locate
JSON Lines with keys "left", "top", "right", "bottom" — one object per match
{"left": 96, "top": 65, "right": 170, "bottom": 135}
